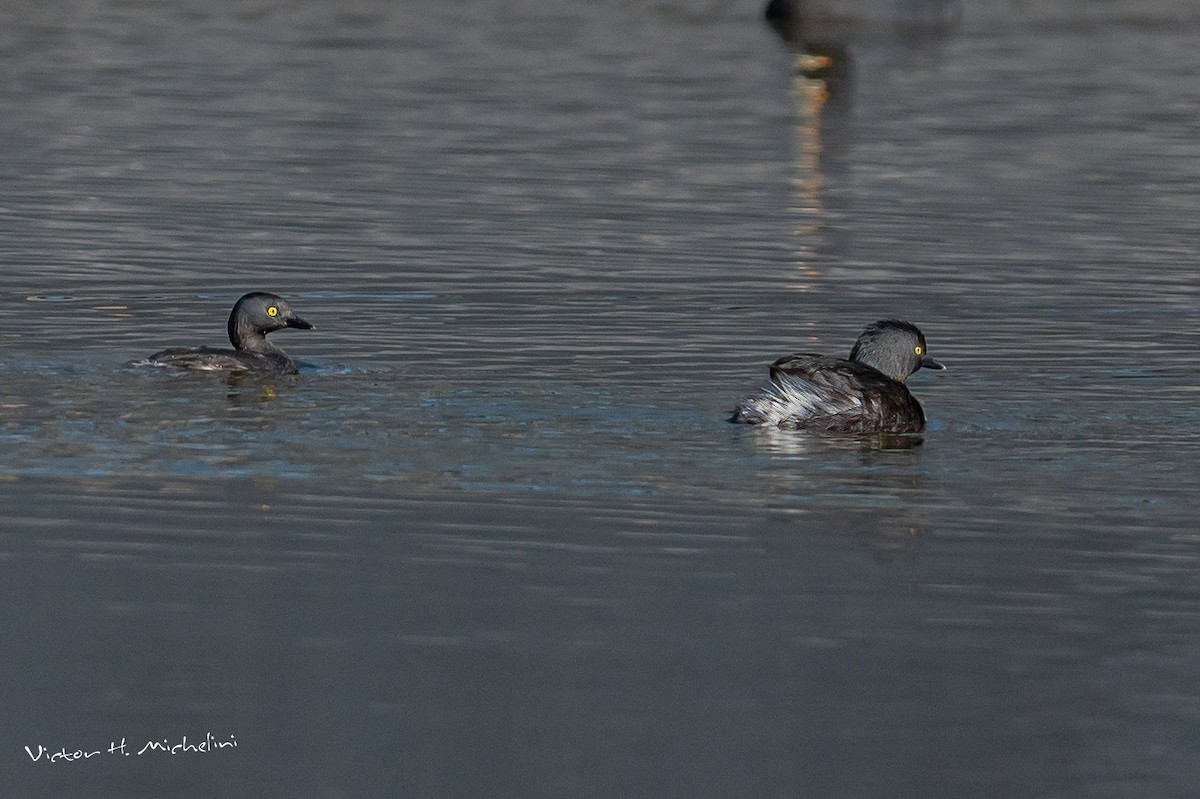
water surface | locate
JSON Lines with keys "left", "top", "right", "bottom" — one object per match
{"left": 3, "top": 0, "right": 1200, "bottom": 797}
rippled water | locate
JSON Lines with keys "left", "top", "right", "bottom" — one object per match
{"left": 4, "top": 0, "right": 1200, "bottom": 797}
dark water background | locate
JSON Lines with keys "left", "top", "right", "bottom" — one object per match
{"left": 3, "top": 0, "right": 1200, "bottom": 797}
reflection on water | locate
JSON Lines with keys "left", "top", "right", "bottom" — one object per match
{"left": 744, "top": 426, "right": 926, "bottom": 455}
{"left": 4, "top": 0, "right": 1200, "bottom": 797}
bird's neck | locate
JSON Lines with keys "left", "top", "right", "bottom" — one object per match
{"left": 230, "top": 323, "right": 282, "bottom": 355}
{"left": 855, "top": 351, "right": 908, "bottom": 383}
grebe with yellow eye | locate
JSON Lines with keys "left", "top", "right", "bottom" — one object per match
{"left": 730, "top": 319, "right": 945, "bottom": 433}
{"left": 140, "top": 292, "right": 314, "bottom": 374}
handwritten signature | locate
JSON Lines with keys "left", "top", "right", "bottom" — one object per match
{"left": 25, "top": 734, "right": 237, "bottom": 762}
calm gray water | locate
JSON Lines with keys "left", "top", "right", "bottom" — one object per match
{"left": 3, "top": 0, "right": 1200, "bottom": 797}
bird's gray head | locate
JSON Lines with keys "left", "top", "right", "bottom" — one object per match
{"left": 227, "top": 292, "right": 314, "bottom": 352}
{"left": 848, "top": 319, "right": 944, "bottom": 382}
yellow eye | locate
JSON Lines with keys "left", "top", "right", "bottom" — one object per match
{"left": 267, "top": 306, "right": 279, "bottom": 317}
{"left": 914, "top": 346, "right": 923, "bottom": 355}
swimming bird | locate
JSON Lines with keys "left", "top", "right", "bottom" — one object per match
{"left": 730, "top": 319, "right": 944, "bottom": 433}
{"left": 142, "top": 292, "right": 314, "bottom": 374}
